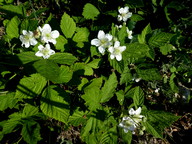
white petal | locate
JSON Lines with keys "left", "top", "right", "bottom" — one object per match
{"left": 116, "top": 54, "right": 122, "bottom": 61}
{"left": 106, "top": 34, "right": 113, "bottom": 41}
{"left": 110, "top": 54, "right": 115, "bottom": 59}
{"left": 51, "top": 30, "right": 60, "bottom": 38}
{"left": 98, "top": 46, "right": 105, "bottom": 54}
{"left": 119, "top": 46, "right": 126, "bottom": 52}
{"left": 117, "top": 15, "right": 122, "bottom": 21}
{"left": 129, "top": 108, "right": 135, "bottom": 115}
{"left": 135, "top": 107, "right": 141, "bottom": 115}
{"left": 30, "top": 38, "right": 38, "bottom": 46}
{"left": 49, "top": 49, "right": 55, "bottom": 55}
{"left": 49, "top": 39, "right": 57, "bottom": 44}
{"left": 45, "top": 43, "right": 51, "bottom": 49}
{"left": 38, "top": 45, "right": 44, "bottom": 50}
{"left": 24, "top": 42, "right": 30, "bottom": 48}
{"left": 22, "top": 30, "right": 27, "bottom": 35}
{"left": 114, "top": 41, "right": 120, "bottom": 48}
{"left": 124, "top": 128, "right": 129, "bottom": 133}
{"left": 123, "top": 6, "right": 129, "bottom": 13}
{"left": 42, "top": 24, "right": 51, "bottom": 32}
{"left": 118, "top": 8, "right": 124, "bottom": 14}
{"left": 91, "top": 39, "right": 101, "bottom": 46}
{"left": 108, "top": 46, "right": 114, "bottom": 53}
{"left": 98, "top": 30, "right": 105, "bottom": 39}
{"left": 35, "top": 51, "right": 43, "bottom": 57}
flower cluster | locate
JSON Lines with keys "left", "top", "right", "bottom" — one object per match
{"left": 91, "top": 6, "right": 134, "bottom": 61}
{"left": 19, "top": 24, "right": 59, "bottom": 59}
{"left": 119, "top": 107, "right": 146, "bottom": 135}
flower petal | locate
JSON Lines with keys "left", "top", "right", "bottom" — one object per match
{"left": 135, "top": 107, "right": 141, "bottom": 115}
{"left": 51, "top": 30, "right": 60, "bottom": 38}
{"left": 118, "top": 8, "right": 124, "bottom": 14}
{"left": 116, "top": 54, "right": 122, "bottom": 61}
{"left": 110, "top": 54, "right": 115, "bottom": 59}
{"left": 98, "top": 30, "right": 105, "bottom": 39}
{"left": 129, "top": 108, "right": 135, "bottom": 115}
{"left": 22, "top": 30, "right": 27, "bottom": 35}
{"left": 123, "top": 6, "right": 129, "bottom": 13}
{"left": 38, "top": 45, "right": 44, "bottom": 50}
{"left": 98, "top": 46, "right": 105, "bottom": 54}
{"left": 119, "top": 46, "right": 126, "bottom": 52}
{"left": 106, "top": 34, "right": 113, "bottom": 41}
{"left": 42, "top": 24, "right": 52, "bottom": 33}
{"left": 35, "top": 51, "right": 43, "bottom": 57}
{"left": 114, "top": 41, "right": 120, "bottom": 48}
{"left": 30, "top": 38, "right": 38, "bottom": 46}
{"left": 91, "top": 39, "right": 101, "bottom": 46}
{"left": 108, "top": 46, "right": 114, "bottom": 53}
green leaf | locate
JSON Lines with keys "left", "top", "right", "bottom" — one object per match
{"left": 6, "top": 16, "right": 20, "bottom": 39}
{"left": 21, "top": 120, "right": 42, "bottom": 144}
{"left": 33, "top": 59, "right": 60, "bottom": 83}
{"left": 132, "top": 86, "right": 144, "bottom": 107}
{"left": 22, "top": 104, "right": 39, "bottom": 118}
{"left": 120, "top": 67, "right": 132, "bottom": 85}
{"left": 109, "top": 58, "right": 124, "bottom": 73}
{"left": 15, "top": 73, "right": 47, "bottom": 99}
{"left": 136, "top": 68, "right": 161, "bottom": 81}
{"left": 169, "top": 73, "right": 179, "bottom": 92}
{"left": 57, "top": 65, "right": 73, "bottom": 83}
{"left": 116, "top": 90, "right": 124, "bottom": 106}
{"left": 60, "top": 12, "right": 76, "bottom": 38}
{"left": 49, "top": 53, "right": 77, "bottom": 65}
{"left": 124, "top": 42, "right": 150, "bottom": 59}
{"left": 130, "top": 14, "right": 144, "bottom": 22}
{"left": 148, "top": 32, "right": 174, "bottom": 47}
{"left": 138, "top": 23, "right": 152, "bottom": 44}
{"left": 144, "top": 110, "right": 180, "bottom": 138}
{"left": 0, "top": 92, "right": 17, "bottom": 111}
{"left": 87, "top": 59, "right": 101, "bottom": 69}
{"left": 82, "top": 78, "right": 102, "bottom": 111}
{"left": 71, "top": 62, "right": 93, "bottom": 76}
{"left": 0, "top": 4, "right": 26, "bottom": 18}
{"left": 68, "top": 109, "right": 87, "bottom": 126}
{"left": 17, "top": 52, "right": 41, "bottom": 65}
{"left": 55, "top": 35, "right": 68, "bottom": 52}
{"left": 78, "top": 78, "right": 89, "bottom": 91}
{"left": 40, "top": 85, "right": 70, "bottom": 124}
{"left": 100, "top": 72, "right": 118, "bottom": 103}
{"left": 118, "top": 25, "right": 127, "bottom": 44}
{"left": 73, "top": 27, "right": 90, "bottom": 42}
{"left": 82, "top": 3, "right": 100, "bottom": 20}
{"left": 160, "top": 44, "right": 175, "bottom": 55}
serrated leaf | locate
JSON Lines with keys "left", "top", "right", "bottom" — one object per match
{"left": 78, "top": 78, "right": 89, "bottom": 91}
{"left": 40, "top": 85, "right": 70, "bottom": 124}
{"left": 100, "top": 72, "right": 118, "bottom": 103}
{"left": 33, "top": 59, "right": 60, "bottom": 83}
{"left": 71, "top": 62, "right": 93, "bottom": 76}
{"left": 17, "top": 52, "right": 41, "bottom": 65}
{"left": 55, "top": 35, "right": 68, "bottom": 52}
{"left": 149, "top": 32, "right": 174, "bottom": 47}
{"left": 138, "top": 23, "right": 152, "bottom": 44}
{"left": 15, "top": 73, "right": 47, "bottom": 99}
{"left": 118, "top": 25, "right": 127, "bottom": 44}
{"left": 82, "top": 3, "right": 100, "bottom": 20}
{"left": 68, "top": 110, "right": 87, "bottom": 126}
{"left": 57, "top": 65, "right": 73, "bottom": 83}
{"left": 120, "top": 67, "right": 132, "bottom": 85}
{"left": 130, "top": 14, "right": 144, "bottom": 22}
{"left": 21, "top": 120, "right": 42, "bottom": 144}
{"left": 136, "top": 68, "right": 161, "bottom": 81}
{"left": 0, "top": 92, "right": 17, "bottom": 111}
{"left": 160, "top": 44, "right": 174, "bottom": 55}
{"left": 6, "top": 16, "right": 20, "bottom": 39}
{"left": 73, "top": 27, "right": 90, "bottom": 42}
{"left": 49, "top": 53, "right": 77, "bottom": 65}
{"left": 132, "top": 86, "right": 144, "bottom": 107}
{"left": 124, "top": 42, "right": 150, "bottom": 59}
{"left": 109, "top": 58, "right": 124, "bottom": 73}
{"left": 22, "top": 104, "right": 39, "bottom": 118}
{"left": 87, "top": 59, "right": 101, "bottom": 69}
{"left": 116, "top": 90, "right": 124, "bottom": 105}
{"left": 60, "top": 13, "right": 76, "bottom": 38}
{"left": 82, "top": 78, "right": 102, "bottom": 111}
{"left": 144, "top": 110, "right": 180, "bottom": 138}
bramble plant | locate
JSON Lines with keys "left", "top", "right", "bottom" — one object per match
{"left": 0, "top": 0, "right": 191, "bottom": 144}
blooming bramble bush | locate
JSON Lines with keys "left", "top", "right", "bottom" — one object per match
{"left": 0, "top": 1, "right": 191, "bottom": 144}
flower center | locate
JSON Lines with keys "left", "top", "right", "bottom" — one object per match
{"left": 41, "top": 48, "right": 49, "bottom": 55}
{"left": 114, "top": 47, "right": 121, "bottom": 54}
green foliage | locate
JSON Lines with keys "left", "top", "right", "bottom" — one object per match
{"left": 82, "top": 3, "right": 100, "bottom": 20}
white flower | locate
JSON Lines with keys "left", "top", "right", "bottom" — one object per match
{"left": 155, "top": 88, "right": 160, "bottom": 93}
{"left": 91, "top": 30, "right": 113, "bottom": 54}
{"left": 119, "top": 107, "right": 146, "bottom": 134}
{"left": 108, "top": 41, "right": 126, "bottom": 61}
{"left": 118, "top": 6, "right": 132, "bottom": 22}
{"left": 39, "top": 24, "right": 60, "bottom": 44}
{"left": 119, "top": 116, "right": 137, "bottom": 133}
{"left": 19, "top": 30, "right": 38, "bottom": 48}
{"left": 126, "top": 28, "right": 133, "bottom": 39}
{"left": 35, "top": 44, "right": 55, "bottom": 59}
